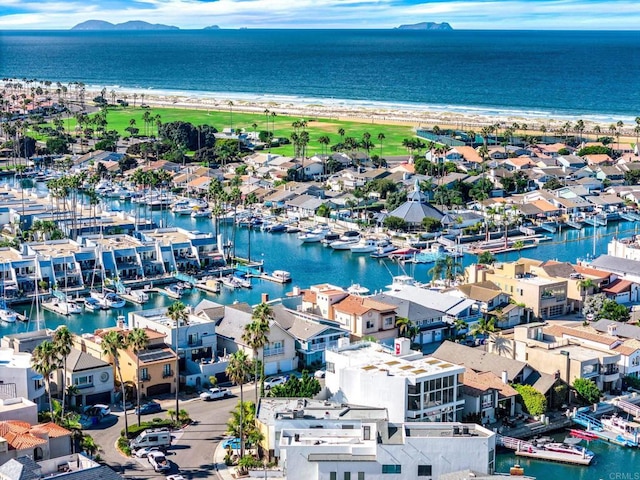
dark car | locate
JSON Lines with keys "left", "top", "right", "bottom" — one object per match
{"left": 135, "top": 401, "right": 162, "bottom": 415}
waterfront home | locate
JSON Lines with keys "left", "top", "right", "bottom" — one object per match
{"left": 461, "top": 369, "right": 519, "bottom": 425}
{"left": 75, "top": 324, "right": 178, "bottom": 398}
{"left": 590, "top": 253, "right": 640, "bottom": 284}
{"left": 0, "top": 453, "right": 125, "bottom": 480}
{"left": 0, "top": 398, "right": 38, "bottom": 425}
{"left": 202, "top": 300, "right": 299, "bottom": 376}
{"left": 279, "top": 419, "right": 496, "bottom": 480}
{"left": 255, "top": 398, "right": 388, "bottom": 460}
{"left": 57, "top": 348, "right": 114, "bottom": 408}
{"left": 269, "top": 305, "right": 350, "bottom": 368}
{"left": 466, "top": 260, "right": 569, "bottom": 319}
{"left": 591, "top": 320, "right": 640, "bottom": 379}
{"left": 27, "top": 240, "right": 85, "bottom": 291}
{"left": 325, "top": 339, "right": 465, "bottom": 423}
{"left": 72, "top": 150, "right": 124, "bottom": 170}
{"left": 369, "top": 293, "right": 449, "bottom": 345}
{"left": 0, "top": 420, "right": 71, "bottom": 464}
{"left": 0, "top": 349, "right": 46, "bottom": 410}
{"left": 284, "top": 194, "right": 328, "bottom": 219}
{"left": 0, "top": 330, "right": 53, "bottom": 355}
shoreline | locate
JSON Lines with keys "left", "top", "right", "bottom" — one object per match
{"left": 80, "top": 85, "right": 638, "bottom": 135}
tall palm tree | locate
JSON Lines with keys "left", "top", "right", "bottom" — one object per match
{"left": 395, "top": 317, "right": 411, "bottom": 337}
{"left": 167, "top": 301, "right": 189, "bottom": 419}
{"left": 32, "top": 341, "right": 58, "bottom": 416}
{"left": 101, "top": 330, "right": 129, "bottom": 434}
{"left": 128, "top": 327, "right": 149, "bottom": 427}
{"left": 226, "top": 350, "right": 251, "bottom": 458}
{"left": 53, "top": 326, "right": 73, "bottom": 417}
{"left": 377, "top": 132, "right": 385, "bottom": 159}
{"left": 251, "top": 302, "right": 273, "bottom": 399}
{"left": 471, "top": 317, "right": 496, "bottom": 339}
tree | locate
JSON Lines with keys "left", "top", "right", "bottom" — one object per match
{"left": 242, "top": 302, "right": 272, "bottom": 405}
{"left": 543, "top": 177, "right": 563, "bottom": 190}
{"left": 512, "top": 240, "right": 525, "bottom": 258}
{"left": 52, "top": 326, "right": 73, "bottom": 418}
{"left": 573, "top": 378, "right": 601, "bottom": 405}
{"left": 383, "top": 216, "right": 407, "bottom": 231}
{"left": 32, "top": 341, "right": 59, "bottom": 416}
{"left": 421, "top": 217, "right": 442, "bottom": 233}
{"left": 599, "top": 299, "right": 630, "bottom": 323}
{"left": 167, "top": 301, "right": 188, "bottom": 419}
{"left": 583, "top": 293, "right": 606, "bottom": 319}
{"left": 101, "top": 330, "right": 129, "bottom": 434}
{"left": 128, "top": 328, "right": 149, "bottom": 427}
{"left": 513, "top": 384, "right": 547, "bottom": 416}
{"left": 395, "top": 317, "right": 411, "bottom": 337}
{"left": 269, "top": 371, "right": 321, "bottom": 398}
{"left": 577, "top": 278, "right": 595, "bottom": 310}
{"left": 225, "top": 351, "right": 252, "bottom": 458}
{"left": 478, "top": 251, "right": 496, "bottom": 265}
{"left": 470, "top": 317, "right": 496, "bottom": 338}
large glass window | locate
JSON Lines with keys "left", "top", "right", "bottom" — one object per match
{"left": 382, "top": 465, "right": 401, "bottom": 474}
{"left": 418, "top": 465, "right": 432, "bottom": 477}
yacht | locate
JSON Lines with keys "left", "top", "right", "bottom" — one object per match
{"left": 90, "top": 291, "right": 126, "bottom": 309}
{"left": 83, "top": 297, "right": 103, "bottom": 311}
{"left": 347, "top": 283, "right": 370, "bottom": 296}
{"left": 191, "top": 208, "right": 212, "bottom": 218}
{"left": 540, "top": 442, "right": 594, "bottom": 459}
{"left": 165, "top": 284, "right": 183, "bottom": 298}
{"left": 370, "top": 243, "right": 397, "bottom": 258}
{"left": 298, "top": 227, "right": 330, "bottom": 243}
{"left": 173, "top": 204, "right": 195, "bottom": 216}
{"left": 601, "top": 415, "right": 640, "bottom": 446}
{"left": 350, "top": 238, "right": 388, "bottom": 254}
{"left": 330, "top": 231, "right": 361, "bottom": 250}
{"left": 42, "top": 299, "right": 82, "bottom": 316}
{"left": 321, "top": 233, "right": 341, "bottom": 245}
{"left": 220, "top": 276, "right": 241, "bottom": 290}
{"left": 0, "top": 306, "right": 17, "bottom": 323}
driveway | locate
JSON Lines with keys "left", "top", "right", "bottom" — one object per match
{"left": 89, "top": 384, "right": 256, "bottom": 479}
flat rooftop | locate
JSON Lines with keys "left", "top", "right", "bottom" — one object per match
{"left": 0, "top": 248, "right": 23, "bottom": 262}
{"left": 132, "top": 308, "right": 213, "bottom": 327}
{"left": 554, "top": 344, "right": 619, "bottom": 362}
{"left": 30, "top": 241, "right": 81, "bottom": 257}
{"left": 334, "top": 342, "right": 463, "bottom": 378}
{"left": 145, "top": 229, "right": 192, "bottom": 245}
{"left": 88, "top": 235, "right": 143, "bottom": 250}
{"left": 257, "top": 398, "right": 388, "bottom": 424}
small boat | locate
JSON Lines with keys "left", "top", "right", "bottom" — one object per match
{"left": 165, "top": 285, "right": 183, "bottom": 298}
{"left": 83, "top": 297, "right": 103, "bottom": 311}
{"left": 298, "top": 227, "right": 330, "bottom": 243}
{"left": 569, "top": 429, "right": 600, "bottom": 441}
{"left": 173, "top": 205, "right": 195, "bottom": 215}
{"left": 321, "top": 233, "right": 340, "bottom": 245}
{"left": 0, "top": 307, "right": 17, "bottom": 323}
{"left": 272, "top": 270, "right": 291, "bottom": 283}
{"left": 540, "top": 442, "right": 594, "bottom": 458}
{"left": 130, "top": 290, "right": 150, "bottom": 304}
{"left": 191, "top": 208, "right": 212, "bottom": 218}
{"left": 347, "top": 283, "right": 370, "bottom": 296}
{"left": 330, "top": 232, "right": 361, "bottom": 250}
{"left": 350, "top": 237, "right": 382, "bottom": 254}
{"left": 42, "top": 299, "right": 82, "bottom": 316}
{"left": 370, "top": 243, "right": 397, "bottom": 258}
{"left": 264, "top": 222, "right": 286, "bottom": 233}
{"left": 91, "top": 291, "right": 126, "bottom": 309}
{"left": 220, "top": 276, "right": 241, "bottom": 290}
{"left": 601, "top": 414, "right": 640, "bottom": 446}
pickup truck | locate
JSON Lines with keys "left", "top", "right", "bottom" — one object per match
{"left": 199, "top": 387, "right": 232, "bottom": 401}
{"left": 148, "top": 451, "right": 171, "bottom": 472}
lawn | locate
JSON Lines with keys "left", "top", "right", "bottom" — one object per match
{"left": 39, "top": 106, "right": 419, "bottom": 158}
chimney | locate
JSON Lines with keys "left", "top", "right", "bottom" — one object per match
{"left": 501, "top": 371, "right": 508, "bottom": 384}
{"left": 117, "top": 315, "right": 125, "bottom": 330}
{"left": 261, "top": 293, "right": 269, "bottom": 304}
{"left": 607, "top": 323, "right": 618, "bottom": 336}
{"left": 292, "top": 286, "right": 301, "bottom": 296}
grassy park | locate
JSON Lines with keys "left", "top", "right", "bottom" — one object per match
{"left": 39, "top": 105, "right": 419, "bottom": 158}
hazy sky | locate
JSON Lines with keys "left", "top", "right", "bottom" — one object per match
{"left": 0, "top": 0, "right": 638, "bottom": 30}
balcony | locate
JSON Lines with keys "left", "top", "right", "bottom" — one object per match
{"left": 140, "top": 375, "right": 151, "bottom": 382}
{"left": 305, "top": 340, "right": 339, "bottom": 352}
{"left": 162, "top": 370, "right": 173, "bottom": 378}
{"left": 264, "top": 347, "right": 284, "bottom": 357}
{"left": 187, "top": 338, "right": 203, "bottom": 347}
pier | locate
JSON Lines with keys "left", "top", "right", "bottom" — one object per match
{"left": 497, "top": 436, "right": 593, "bottom": 466}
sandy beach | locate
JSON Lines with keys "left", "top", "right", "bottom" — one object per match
{"left": 86, "top": 87, "right": 632, "bottom": 137}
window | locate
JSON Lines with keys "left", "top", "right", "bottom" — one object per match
{"left": 418, "top": 465, "right": 432, "bottom": 477}
{"left": 366, "top": 320, "right": 374, "bottom": 329}
{"left": 384, "top": 316, "right": 394, "bottom": 327}
{"left": 163, "top": 364, "right": 172, "bottom": 378}
{"left": 330, "top": 473, "right": 337, "bottom": 480}
{"left": 382, "top": 465, "right": 401, "bottom": 474}
{"left": 74, "top": 375, "right": 93, "bottom": 388}
{"left": 344, "top": 473, "right": 351, "bottom": 480}
{"left": 363, "top": 426, "right": 371, "bottom": 440}
{"left": 140, "top": 368, "right": 150, "bottom": 381}
{"left": 358, "top": 473, "right": 365, "bottom": 480}
{"left": 326, "top": 362, "right": 335, "bottom": 374}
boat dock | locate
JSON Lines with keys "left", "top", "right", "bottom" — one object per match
{"left": 571, "top": 411, "right": 636, "bottom": 448}
{"left": 195, "top": 279, "right": 221, "bottom": 294}
{"left": 119, "top": 290, "right": 150, "bottom": 305}
{"left": 149, "top": 287, "right": 182, "bottom": 300}
{"left": 250, "top": 271, "right": 292, "bottom": 284}
{"left": 498, "top": 436, "right": 593, "bottom": 466}
{"left": 41, "top": 301, "right": 75, "bottom": 316}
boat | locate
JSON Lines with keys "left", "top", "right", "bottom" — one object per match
{"left": 130, "top": 289, "right": 150, "bottom": 304}
{"left": 601, "top": 414, "right": 640, "bottom": 446}
{"left": 388, "top": 247, "right": 419, "bottom": 260}
{"left": 569, "top": 429, "right": 600, "bottom": 441}
{"left": 321, "top": 233, "right": 340, "bottom": 245}
{"left": 220, "top": 275, "right": 241, "bottom": 290}
{"left": 298, "top": 227, "right": 330, "bottom": 243}
{"left": 347, "top": 283, "right": 370, "bottom": 296}
{"left": 165, "top": 284, "right": 183, "bottom": 298}
{"left": 350, "top": 237, "right": 388, "bottom": 254}
{"left": 83, "top": 297, "right": 103, "bottom": 311}
{"left": 191, "top": 208, "right": 212, "bottom": 218}
{"left": 0, "top": 304, "right": 17, "bottom": 323}
{"left": 330, "top": 232, "right": 361, "bottom": 250}
{"left": 370, "top": 243, "right": 397, "bottom": 259}
{"left": 90, "top": 290, "right": 126, "bottom": 309}
{"left": 272, "top": 270, "right": 292, "bottom": 283}
{"left": 42, "top": 299, "right": 82, "bottom": 316}
{"left": 264, "top": 222, "right": 286, "bottom": 233}
{"left": 386, "top": 275, "right": 419, "bottom": 291}
{"left": 173, "top": 204, "right": 195, "bottom": 215}
{"left": 540, "top": 442, "right": 594, "bottom": 459}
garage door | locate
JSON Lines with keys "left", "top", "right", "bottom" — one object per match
{"left": 146, "top": 383, "right": 171, "bottom": 397}
{"left": 264, "top": 362, "right": 278, "bottom": 376}
{"left": 86, "top": 391, "right": 111, "bottom": 406}
{"left": 278, "top": 359, "right": 293, "bottom": 373}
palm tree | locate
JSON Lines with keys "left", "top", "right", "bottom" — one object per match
{"left": 167, "top": 301, "right": 188, "bottom": 419}
{"left": 128, "top": 328, "right": 149, "bottom": 427}
{"left": 242, "top": 321, "right": 270, "bottom": 406}
{"left": 226, "top": 350, "right": 252, "bottom": 458}
{"left": 251, "top": 302, "right": 273, "bottom": 397}
{"left": 101, "top": 330, "right": 129, "bottom": 434}
{"left": 377, "top": 132, "right": 385, "bottom": 159}
{"left": 228, "top": 101, "right": 234, "bottom": 131}
{"left": 395, "top": 317, "right": 411, "bottom": 337}
{"left": 53, "top": 326, "right": 73, "bottom": 417}
{"left": 470, "top": 317, "right": 496, "bottom": 339}
{"left": 428, "top": 258, "right": 445, "bottom": 285}
{"left": 32, "top": 340, "right": 58, "bottom": 416}
{"left": 513, "top": 240, "right": 525, "bottom": 258}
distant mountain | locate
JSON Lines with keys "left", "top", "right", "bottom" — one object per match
{"left": 71, "top": 20, "right": 179, "bottom": 31}
{"left": 395, "top": 22, "right": 453, "bottom": 31}
{"left": 203, "top": 25, "right": 220, "bottom": 30}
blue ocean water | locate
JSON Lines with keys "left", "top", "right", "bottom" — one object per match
{"left": 1, "top": 29, "right": 639, "bottom": 120}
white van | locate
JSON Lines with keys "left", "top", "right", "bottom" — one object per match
{"left": 129, "top": 428, "right": 172, "bottom": 450}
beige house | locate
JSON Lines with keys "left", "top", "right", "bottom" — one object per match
{"left": 467, "top": 260, "right": 569, "bottom": 319}
{"left": 0, "top": 421, "right": 71, "bottom": 465}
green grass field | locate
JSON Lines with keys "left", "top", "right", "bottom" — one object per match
{"left": 41, "top": 106, "right": 418, "bottom": 158}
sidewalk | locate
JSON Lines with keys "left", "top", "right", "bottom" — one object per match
{"left": 213, "top": 442, "right": 233, "bottom": 480}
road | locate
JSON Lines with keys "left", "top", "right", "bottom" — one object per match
{"left": 89, "top": 384, "right": 257, "bottom": 479}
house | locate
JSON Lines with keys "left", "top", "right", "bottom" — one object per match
{"left": 197, "top": 300, "right": 299, "bottom": 376}
{"left": 0, "top": 420, "right": 71, "bottom": 464}
{"left": 0, "top": 398, "right": 38, "bottom": 425}
{"left": 58, "top": 348, "right": 114, "bottom": 409}
{"left": 451, "top": 281, "right": 510, "bottom": 314}
{"left": 270, "top": 305, "right": 349, "bottom": 368}
{"left": 326, "top": 339, "right": 465, "bottom": 423}
{"left": 461, "top": 370, "right": 518, "bottom": 425}
{"left": 387, "top": 178, "right": 444, "bottom": 228}
{"left": 0, "top": 349, "right": 46, "bottom": 410}
{"left": 331, "top": 295, "right": 398, "bottom": 342}
{"left": 0, "top": 453, "right": 124, "bottom": 480}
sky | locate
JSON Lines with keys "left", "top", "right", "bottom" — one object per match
{"left": 0, "top": 0, "right": 638, "bottom": 30}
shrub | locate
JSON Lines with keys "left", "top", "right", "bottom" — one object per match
{"left": 573, "top": 378, "right": 601, "bottom": 405}
{"left": 122, "top": 419, "right": 173, "bottom": 439}
{"left": 513, "top": 384, "right": 547, "bottom": 416}
{"left": 117, "top": 436, "right": 132, "bottom": 456}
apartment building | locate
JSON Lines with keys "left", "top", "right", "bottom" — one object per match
{"left": 325, "top": 339, "right": 465, "bottom": 423}
{"left": 0, "top": 349, "right": 46, "bottom": 410}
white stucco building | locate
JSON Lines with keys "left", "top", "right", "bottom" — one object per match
{"left": 280, "top": 421, "right": 496, "bottom": 480}
{"left": 325, "top": 339, "right": 465, "bottom": 423}
{"left": 0, "top": 349, "right": 46, "bottom": 410}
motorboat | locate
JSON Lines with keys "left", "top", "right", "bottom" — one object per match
{"left": 220, "top": 276, "right": 241, "bottom": 290}
{"left": 330, "top": 231, "right": 361, "bottom": 250}
{"left": 272, "top": 270, "right": 291, "bottom": 283}
{"left": 386, "top": 275, "right": 419, "bottom": 291}
{"left": 321, "top": 233, "right": 341, "bottom": 245}
{"left": 91, "top": 290, "right": 126, "bottom": 309}
{"left": 0, "top": 306, "right": 17, "bottom": 323}
{"left": 388, "top": 248, "right": 419, "bottom": 261}
{"left": 173, "top": 204, "right": 195, "bottom": 215}
{"left": 165, "top": 284, "right": 183, "bottom": 298}
{"left": 540, "top": 442, "right": 594, "bottom": 459}
{"left": 601, "top": 414, "right": 640, "bottom": 446}
{"left": 83, "top": 297, "right": 103, "bottom": 311}
{"left": 347, "top": 283, "right": 370, "bottom": 296}
{"left": 350, "top": 238, "right": 389, "bottom": 254}
{"left": 298, "top": 227, "right": 330, "bottom": 243}
{"left": 370, "top": 243, "right": 397, "bottom": 258}
{"left": 191, "top": 208, "right": 212, "bottom": 218}
{"left": 263, "top": 222, "right": 286, "bottom": 233}
{"left": 42, "top": 299, "right": 82, "bottom": 316}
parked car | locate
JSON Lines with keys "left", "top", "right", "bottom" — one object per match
{"left": 314, "top": 370, "right": 326, "bottom": 379}
{"left": 135, "top": 401, "right": 162, "bottom": 415}
{"left": 200, "top": 387, "right": 232, "bottom": 401}
{"left": 264, "top": 375, "right": 288, "bottom": 390}
{"left": 84, "top": 404, "right": 111, "bottom": 417}
{"left": 221, "top": 437, "right": 241, "bottom": 451}
{"left": 148, "top": 451, "right": 171, "bottom": 472}
{"left": 133, "top": 446, "right": 161, "bottom": 458}
{"left": 166, "top": 476, "right": 186, "bottom": 480}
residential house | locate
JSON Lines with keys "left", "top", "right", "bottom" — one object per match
{"left": 0, "top": 398, "right": 38, "bottom": 425}
{"left": 0, "top": 420, "right": 71, "bottom": 464}
{"left": 325, "top": 339, "right": 466, "bottom": 423}
{"left": 591, "top": 320, "right": 640, "bottom": 380}
{"left": 0, "top": 349, "right": 46, "bottom": 410}
{"left": 0, "top": 453, "right": 124, "bottom": 480}
{"left": 461, "top": 369, "right": 518, "bottom": 425}
{"left": 58, "top": 348, "right": 114, "bottom": 408}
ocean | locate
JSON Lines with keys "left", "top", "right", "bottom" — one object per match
{"left": 1, "top": 29, "right": 639, "bottom": 122}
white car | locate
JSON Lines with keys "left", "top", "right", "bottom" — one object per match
{"left": 314, "top": 370, "right": 326, "bottom": 379}
{"left": 84, "top": 404, "right": 111, "bottom": 417}
{"left": 134, "top": 446, "right": 161, "bottom": 458}
{"left": 199, "top": 387, "right": 232, "bottom": 401}
{"left": 148, "top": 451, "right": 171, "bottom": 472}
{"left": 166, "top": 476, "right": 186, "bottom": 480}
{"left": 264, "top": 376, "right": 288, "bottom": 390}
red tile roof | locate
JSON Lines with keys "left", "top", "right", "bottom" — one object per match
{"left": 333, "top": 295, "right": 396, "bottom": 316}
{"left": 602, "top": 279, "right": 632, "bottom": 294}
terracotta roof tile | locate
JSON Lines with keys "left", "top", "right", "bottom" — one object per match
{"left": 545, "top": 325, "right": 619, "bottom": 346}
{"left": 32, "top": 422, "right": 70, "bottom": 438}
{"left": 463, "top": 370, "right": 518, "bottom": 398}
{"left": 333, "top": 295, "right": 396, "bottom": 316}
{"left": 602, "top": 279, "right": 633, "bottom": 294}
{"left": 302, "top": 290, "right": 317, "bottom": 303}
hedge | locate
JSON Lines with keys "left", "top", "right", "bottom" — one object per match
{"left": 121, "top": 419, "right": 173, "bottom": 439}
{"left": 513, "top": 384, "right": 547, "bottom": 416}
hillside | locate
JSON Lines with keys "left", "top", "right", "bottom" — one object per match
{"left": 71, "top": 20, "right": 179, "bottom": 31}
{"left": 395, "top": 22, "right": 453, "bottom": 31}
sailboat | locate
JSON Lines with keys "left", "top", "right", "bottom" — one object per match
{"left": 89, "top": 255, "right": 126, "bottom": 309}
{"left": 0, "top": 262, "right": 17, "bottom": 323}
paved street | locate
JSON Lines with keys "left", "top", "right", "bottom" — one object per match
{"left": 89, "top": 384, "right": 256, "bottom": 479}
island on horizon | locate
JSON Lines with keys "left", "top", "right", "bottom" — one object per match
{"left": 71, "top": 20, "right": 180, "bottom": 31}
{"left": 395, "top": 22, "right": 453, "bottom": 30}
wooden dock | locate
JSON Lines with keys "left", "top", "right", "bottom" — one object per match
{"left": 514, "top": 448, "right": 593, "bottom": 465}
{"left": 195, "top": 280, "right": 221, "bottom": 294}
{"left": 252, "top": 273, "right": 292, "bottom": 284}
